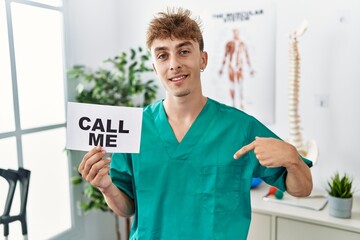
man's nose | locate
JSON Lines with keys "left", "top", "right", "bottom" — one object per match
{"left": 169, "top": 56, "right": 182, "bottom": 70}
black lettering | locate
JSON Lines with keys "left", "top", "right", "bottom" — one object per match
{"left": 106, "top": 134, "right": 117, "bottom": 147}
{"left": 92, "top": 118, "right": 105, "bottom": 132}
{"left": 89, "top": 132, "right": 104, "bottom": 146}
{"left": 118, "top": 120, "right": 130, "bottom": 133}
{"left": 79, "top": 117, "right": 91, "bottom": 130}
{"left": 106, "top": 119, "right": 117, "bottom": 133}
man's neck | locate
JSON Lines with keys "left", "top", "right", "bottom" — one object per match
{"left": 163, "top": 94, "right": 208, "bottom": 143}
{"left": 163, "top": 94, "right": 207, "bottom": 121}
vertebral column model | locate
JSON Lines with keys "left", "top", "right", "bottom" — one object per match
{"left": 288, "top": 21, "right": 318, "bottom": 162}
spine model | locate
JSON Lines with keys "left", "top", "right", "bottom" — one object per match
{"left": 288, "top": 21, "right": 318, "bottom": 162}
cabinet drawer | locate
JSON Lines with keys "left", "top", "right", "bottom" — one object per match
{"left": 277, "top": 217, "right": 360, "bottom": 240}
{"left": 248, "top": 212, "right": 272, "bottom": 240}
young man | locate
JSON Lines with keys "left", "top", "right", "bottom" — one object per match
{"left": 78, "top": 8, "right": 312, "bottom": 240}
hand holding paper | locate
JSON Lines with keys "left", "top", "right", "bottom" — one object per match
{"left": 78, "top": 145, "right": 112, "bottom": 191}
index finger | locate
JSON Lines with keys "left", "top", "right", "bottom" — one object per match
{"left": 233, "top": 141, "right": 256, "bottom": 160}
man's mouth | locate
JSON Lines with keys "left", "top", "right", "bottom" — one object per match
{"left": 169, "top": 75, "right": 188, "bottom": 82}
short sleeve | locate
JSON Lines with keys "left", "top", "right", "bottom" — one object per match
{"left": 256, "top": 166, "right": 287, "bottom": 191}
{"left": 109, "top": 153, "right": 134, "bottom": 199}
{"left": 248, "top": 116, "right": 313, "bottom": 192}
{"left": 301, "top": 155, "right": 313, "bottom": 168}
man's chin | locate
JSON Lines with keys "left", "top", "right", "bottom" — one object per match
{"left": 174, "top": 90, "right": 191, "bottom": 98}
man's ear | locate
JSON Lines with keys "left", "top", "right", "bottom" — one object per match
{"left": 201, "top": 51, "right": 208, "bottom": 70}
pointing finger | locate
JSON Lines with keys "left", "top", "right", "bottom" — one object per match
{"left": 233, "top": 140, "right": 256, "bottom": 160}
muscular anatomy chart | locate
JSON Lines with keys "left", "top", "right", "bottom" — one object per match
{"left": 219, "top": 28, "right": 255, "bottom": 110}
{"left": 202, "top": 6, "right": 276, "bottom": 124}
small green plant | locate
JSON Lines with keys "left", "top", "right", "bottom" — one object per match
{"left": 327, "top": 172, "right": 354, "bottom": 199}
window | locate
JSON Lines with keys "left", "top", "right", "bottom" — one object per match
{"left": 0, "top": 0, "right": 77, "bottom": 239}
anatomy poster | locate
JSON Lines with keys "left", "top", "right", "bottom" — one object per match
{"left": 201, "top": 6, "right": 276, "bottom": 124}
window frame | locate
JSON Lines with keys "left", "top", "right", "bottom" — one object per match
{"left": 1, "top": 0, "right": 84, "bottom": 239}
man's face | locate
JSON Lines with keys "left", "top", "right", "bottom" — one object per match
{"left": 150, "top": 38, "right": 207, "bottom": 99}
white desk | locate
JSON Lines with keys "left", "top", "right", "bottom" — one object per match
{"left": 248, "top": 183, "right": 360, "bottom": 240}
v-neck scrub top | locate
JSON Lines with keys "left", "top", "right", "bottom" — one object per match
{"left": 110, "top": 98, "right": 312, "bottom": 240}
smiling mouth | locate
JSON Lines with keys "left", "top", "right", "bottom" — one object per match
{"left": 169, "top": 75, "right": 188, "bottom": 82}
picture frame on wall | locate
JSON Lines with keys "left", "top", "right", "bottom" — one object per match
{"left": 201, "top": 5, "right": 276, "bottom": 125}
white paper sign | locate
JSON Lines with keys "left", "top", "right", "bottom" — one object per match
{"left": 66, "top": 102, "right": 143, "bottom": 153}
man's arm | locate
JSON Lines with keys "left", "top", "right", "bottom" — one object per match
{"left": 100, "top": 183, "right": 135, "bottom": 217}
{"left": 283, "top": 154, "right": 312, "bottom": 197}
{"left": 78, "top": 146, "right": 135, "bottom": 217}
{"left": 233, "top": 137, "right": 312, "bottom": 197}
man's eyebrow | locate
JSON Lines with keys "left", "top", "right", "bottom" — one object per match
{"left": 154, "top": 46, "right": 168, "bottom": 53}
{"left": 153, "top": 41, "right": 194, "bottom": 53}
{"left": 176, "top": 41, "right": 194, "bottom": 49}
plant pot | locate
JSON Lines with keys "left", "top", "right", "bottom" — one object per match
{"left": 328, "top": 195, "right": 353, "bottom": 218}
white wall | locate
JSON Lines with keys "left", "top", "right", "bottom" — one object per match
{"left": 65, "top": 0, "right": 360, "bottom": 237}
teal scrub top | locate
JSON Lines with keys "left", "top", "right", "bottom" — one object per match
{"left": 110, "top": 98, "right": 312, "bottom": 240}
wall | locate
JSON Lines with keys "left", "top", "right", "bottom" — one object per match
{"left": 65, "top": 0, "right": 360, "bottom": 237}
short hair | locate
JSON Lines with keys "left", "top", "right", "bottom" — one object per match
{"left": 146, "top": 7, "right": 204, "bottom": 51}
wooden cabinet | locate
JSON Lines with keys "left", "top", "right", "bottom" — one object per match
{"left": 248, "top": 184, "right": 360, "bottom": 240}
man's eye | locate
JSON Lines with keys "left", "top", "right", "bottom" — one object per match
{"left": 158, "top": 54, "right": 167, "bottom": 59}
{"left": 180, "top": 50, "right": 190, "bottom": 55}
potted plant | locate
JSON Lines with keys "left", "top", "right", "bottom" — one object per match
{"left": 68, "top": 46, "right": 157, "bottom": 107}
{"left": 326, "top": 172, "right": 354, "bottom": 218}
{"left": 69, "top": 46, "right": 158, "bottom": 239}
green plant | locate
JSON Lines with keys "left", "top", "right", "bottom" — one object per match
{"left": 68, "top": 46, "right": 157, "bottom": 107}
{"left": 327, "top": 172, "right": 354, "bottom": 199}
{"left": 69, "top": 46, "right": 158, "bottom": 240}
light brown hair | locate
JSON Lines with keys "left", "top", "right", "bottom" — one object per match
{"left": 146, "top": 8, "right": 204, "bottom": 51}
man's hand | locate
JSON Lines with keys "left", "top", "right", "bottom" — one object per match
{"left": 78, "top": 146, "right": 112, "bottom": 192}
{"left": 234, "top": 137, "right": 313, "bottom": 197}
{"left": 233, "top": 137, "right": 300, "bottom": 169}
